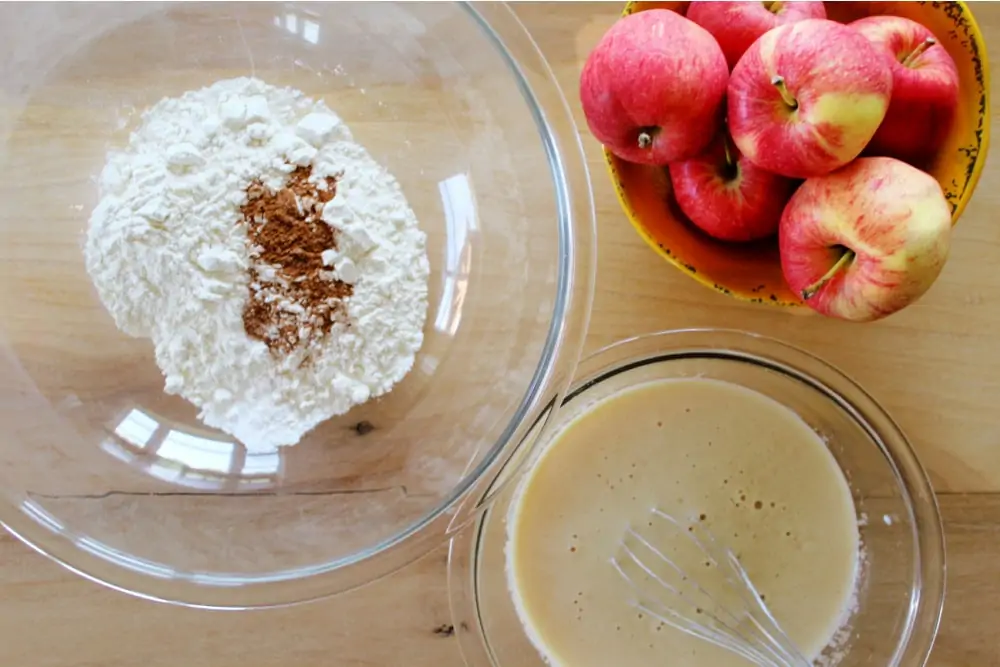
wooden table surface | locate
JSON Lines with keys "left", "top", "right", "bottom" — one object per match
{"left": 1, "top": 3, "right": 999, "bottom": 666}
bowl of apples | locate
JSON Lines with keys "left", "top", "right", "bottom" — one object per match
{"left": 585, "top": 1, "right": 989, "bottom": 321}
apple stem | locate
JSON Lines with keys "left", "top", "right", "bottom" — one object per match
{"left": 901, "top": 37, "right": 937, "bottom": 67}
{"left": 802, "top": 249, "right": 855, "bottom": 301}
{"left": 638, "top": 132, "right": 653, "bottom": 149}
{"left": 771, "top": 75, "right": 798, "bottom": 110}
{"left": 765, "top": 1, "right": 783, "bottom": 13}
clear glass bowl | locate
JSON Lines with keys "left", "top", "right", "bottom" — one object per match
{"left": 449, "top": 330, "right": 946, "bottom": 667}
{"left": 0, "top": 2, "right": 595, "bottom": 608}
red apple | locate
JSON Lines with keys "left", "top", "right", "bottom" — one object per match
{"left": 687, "top": 1, "right": 826, "bottom": 70}
{"left": 669, "top": 134, "right": 797, "bottom": 242}
{"left": 779, "top": 157, "right": 952, "bottom": 322}
{"left": 728, "top": 19, "right": 893, "bottom": 179}
{"left": 580, "top": 9, "right": 728, "bottom": 165}
{"left": 851, "top": 16, "right": 960, "bottom": 165}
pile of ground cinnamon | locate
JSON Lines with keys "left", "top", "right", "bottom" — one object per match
{"left": 240, "top": 165, "right": 352, "bottom": 355}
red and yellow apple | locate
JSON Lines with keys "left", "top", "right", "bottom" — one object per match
{"left": 687, "top": 1, "right": 826, "bottom": 70}
{"left": 851, "top": 15, "right": 960, "bottom": 165}
{"left": 580, "top": 9, "right": 728, "bottom": 165}
{"left": 669, "top": 134, "right": 797, "bottom": 242}
{"left": 779, "top": 157, "right": 952, "bottom": 322}
{"left": 728, "top": 19, "right": 893, "bottom": 179}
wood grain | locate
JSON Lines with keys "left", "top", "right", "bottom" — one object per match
{"left": 0, "top": 2, "right": 998, "bottom": 665}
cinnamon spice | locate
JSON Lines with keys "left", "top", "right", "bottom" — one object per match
{"left": 240, "top": 165, "right": 352, "bottom": 355}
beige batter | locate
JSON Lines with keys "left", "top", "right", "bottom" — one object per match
{"left": 507, "top": 378, "right": 859, "bottom": 666}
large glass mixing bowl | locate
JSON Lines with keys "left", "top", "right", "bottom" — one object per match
{"left": 0, "top": 2, "right": 595, "bottom": 608}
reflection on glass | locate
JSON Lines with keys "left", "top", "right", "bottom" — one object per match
{"left": 114, "top": 408, "right": 158, "bottom": 448}
{"left": 303, "top": 19, "right": 320, "bottom": 45}
{"left": 101, "top": 407, "right": 282, "bottom": 489}
{"left": 101, "top": 437, "right": 136, "bottom": 465}
{"left": 242, "top": 449, "right": 281, "bottom": 476}
{"left": 275, "top": 12, "right": 321, "bottom": 45}
{"left": 158, "top": 430, "right": 235, "bottom": 475}
{"left": 76, "top": 536, "right": 177, "bottom": 579}
{"left": 436, "top": 173, "right": 476, "bottom": 336}
{"left": 22, "top": 503, "right": 187, "bottom": 579}
{"left": 20, "top": 498, "right": 66, "bottom": 533}
{"left": 420, "top": 355, "right": 439, "bottom": 375}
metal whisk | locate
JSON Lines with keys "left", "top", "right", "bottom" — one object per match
{"left": 611, "top": 508, "right": 812, "bottom": 667}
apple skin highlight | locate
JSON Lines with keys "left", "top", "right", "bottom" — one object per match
{"left": 728, "top": 19, "right": 893, "bottom": 179}
{"left": 779, "top": 157, "right": 952, "bottom": 322}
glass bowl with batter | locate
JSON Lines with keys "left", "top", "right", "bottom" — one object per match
{"left": 449, "top": 329, "right": 945, "bottom": 667}
{"left": 0, "top": 3, "right": 595, "bottom": 607}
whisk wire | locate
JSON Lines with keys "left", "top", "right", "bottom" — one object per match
{"left": 621, "top": 529, "right": 746, "bottom": 632}
{"left": 612, "top": 507, "right": 813, "bottom": 667}
{"left": 724, "top": 550, "right": 810, "bottom": 667}
{"left": 665, "top": 510, "right": 807, "bottom": 667}
{"left": 614, "top": 529, "right": 785, "bottom": 666}
{"left": 636, "top": 600, "right": 771, "bottom": 665}
{"left": 612, "top": 540, "right": 748, "bottom": 652}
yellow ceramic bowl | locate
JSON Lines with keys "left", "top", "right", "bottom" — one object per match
{"left": 607, "top": 1, "right": 990, "bottom": 307}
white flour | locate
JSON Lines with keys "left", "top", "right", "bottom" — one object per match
{"left": 85, "top": 78, "right": 429, "bottom": 451}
